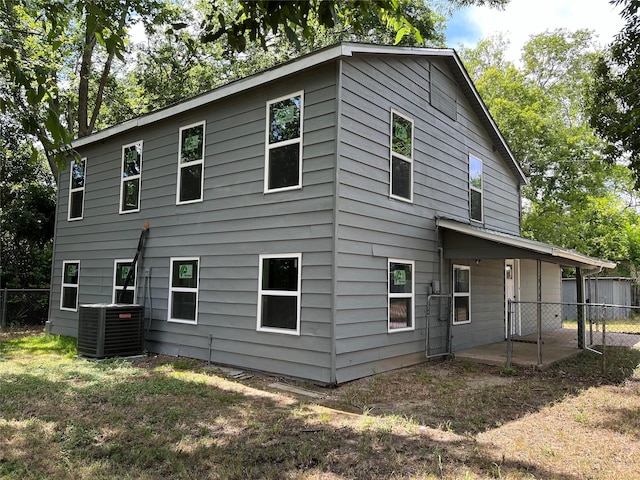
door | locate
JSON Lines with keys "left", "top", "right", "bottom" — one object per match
{"left": 505, "top": 259, "right": 519, "bottom": 337}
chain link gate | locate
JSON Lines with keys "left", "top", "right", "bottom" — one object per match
{"left": 426, "top": 294, "right": 452, "bottom": 358}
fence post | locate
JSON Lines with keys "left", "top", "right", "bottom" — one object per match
{"left": 1, "top": 288, "right": 7, "bottom": 327}
{"left": 506, "top": 299, "right": 512, "bottom": 368}
{"left": 537, "top": 261, "right": 543, "bottom": 367}
{"left": 601, "top": 309, "right": 607, "bottom": 374}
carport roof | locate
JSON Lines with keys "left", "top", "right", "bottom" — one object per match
{"left": 436, "top": 218, "right": 617, "bottom": 270}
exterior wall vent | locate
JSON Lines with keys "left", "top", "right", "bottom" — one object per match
{"left": 77, "top": 304, "right": 145, "bottom": 358}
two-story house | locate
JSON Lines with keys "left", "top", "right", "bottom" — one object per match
{"left": 46, "top": 43, "right": 614, "bottom": 384}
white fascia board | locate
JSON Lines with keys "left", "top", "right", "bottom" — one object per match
{"left": 549, "top": 247, "right": 617, "bottom": 269}
{"left": 341, "top": 42, "right": 455, "bottom": 58}
{"left": 436, "top": 218, "right": 616, "bottom": 269}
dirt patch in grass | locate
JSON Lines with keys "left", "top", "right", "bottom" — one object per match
{"left": 2, "top": 332, "right": 640, "bottom": 479}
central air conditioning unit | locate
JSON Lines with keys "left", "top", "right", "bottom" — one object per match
{"left": 77, "top": 304, "right": 145, "bottom": 358}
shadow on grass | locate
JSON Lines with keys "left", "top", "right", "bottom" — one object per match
{"left": 555, "top": 346, "right": 640, "bottom": 382}
{"left": 0, "top": 361, "right": 588, "bottom": 480}
{"left": 320, "top": 348, "right": 640, "bottom": 436}
{"left": 2, "top": 334, "right": 639, "bottom": 478}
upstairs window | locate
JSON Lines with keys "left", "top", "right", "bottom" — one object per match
{"left": 258, "top": 254, "right": 301, "bottom": 335}
{"left": 120, "top": 141, "right": 143, "bottom": 213}
{"left": 113, "top": 259, "right": 136, "bottom": 304}
{"left": 469, "top": 155, "right": 483, "bottom": 222}
{"left": 265, "top": 92, "right": 303, "bottom": 192}
{"left": 453, "top": 265, "right": 471, "bottom": 325}
{"left": 68, "top": 158, "right": 86, "bottom": 221}
{"left": 177, "top": 122, "right": 205, "bottom": 204}
{"left": 388, "top": 260, "right": 415, "bottom": 332}
{"left": 60, "top": 261, "right": 80, "bottom": 311}
{"left": 390, "top": 110, "right": 414, "bottom": 202}
{"left": 168, "top": 258, "right": 200, "bottom": 324}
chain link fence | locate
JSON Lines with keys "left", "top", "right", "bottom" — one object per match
{"left": 507, "top": 300, "right": 640, "bottom": 368}
{"left": 0, "top": 289, "right": 50, "bottom": 327}
{"left": 426, "top": 294, "right": 452, "bottom": 358}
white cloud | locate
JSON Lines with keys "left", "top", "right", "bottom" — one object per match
{"left": 446, "top": 0, "right": 625, "bottom": 61}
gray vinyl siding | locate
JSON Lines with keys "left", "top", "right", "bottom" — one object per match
{"left": 333, "top": 55, "right": 521, "bottom": 382}
{"left": 49, "top": 65, "right": 338, "bottom": 383}
{"left": 449, "top": 260, "right": 505, "bottom": 351}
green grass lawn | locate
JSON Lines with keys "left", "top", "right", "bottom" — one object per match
{"left": 2, "top": 330, "right": 640, "bottom": 479}
{"left": 563, "top": 316, "right": 640, "bottom": 334}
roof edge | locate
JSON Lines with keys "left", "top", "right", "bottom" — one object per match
{"left": 436, "top": 218, "right": 616, "bottom": 269}
{"left": 71, "top": 43, "right": 514, "bottom": 156}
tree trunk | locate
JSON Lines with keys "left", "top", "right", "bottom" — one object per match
{"left": 77, "top": 28, "right": 97, "bottom": 138}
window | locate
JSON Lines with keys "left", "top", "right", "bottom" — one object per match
{"left": 258, "top": 254, "right": 301, "bottom": 334}
{"left": 177, "top": 121, "right": 205, "bottom": 204}
{"left": 120, "top": 141, "right": 143, "bottom": 213}
{"left": 390, "top": 110, "right": 414, "bottom": 202}
{"left": 68, "top": 158, "right": 86, "bottom": 221}
{"left": 60, "top": 261, "right": 80, "bottom": 311}
{"left": 265, "top": 92, "right": 303, "bottom": 192}
{"left": 113, "top": 259, "right": 136, "bottom": 304}
{"left": 388, "top": 260, "right": 415, "bottom": 332}
{"left": 453, "top": 265, "right": 471, "bottom": 324}
{"left": 168, "top": 258, "right": 199, "bottom": 323}
{"left": 469, "top": 155, "right": 483, "bottom": 222}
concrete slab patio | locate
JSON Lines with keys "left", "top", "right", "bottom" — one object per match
{"left": 453, "top": 329, "right": 581, "bottom": 369}
{"left": 453, "top": 328, "right": 640, "bottom": 369}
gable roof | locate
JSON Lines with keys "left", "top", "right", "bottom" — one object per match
{"left": 72, "top": 42, "right": 527, "bottom": 185}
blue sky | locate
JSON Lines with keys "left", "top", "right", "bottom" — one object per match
{"left": 444, "top": 0, "right": 624, "bottom": 61}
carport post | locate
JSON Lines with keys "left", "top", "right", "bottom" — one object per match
{"left": 576, "top": 268, "right": 585, "bottom": 349}
{"left": 537, "top": 260, "right": 542, "bottom": 367}
{"left": 506, "top": 298, "right": 513, "bottom": 368}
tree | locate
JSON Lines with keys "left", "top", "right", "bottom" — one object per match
{"left": 1, "top": 0, "right": 509, "bottom": 181}
{"left": 460, "top": 31, "right": 640, "bottom": 270}
{"left": 589, "top": 0, "right": 640, "bottom": 187}
{"left": 125, "top": 0, "right": 449, "bottom": 114}
{"left": 0, "top": 0, "right": 181, "bottom": 180}
{"left": 0, "top": 116, "right": 56, "bottom": 288}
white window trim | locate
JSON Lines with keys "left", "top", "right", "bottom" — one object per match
{"left": 453, "top": 264, "right": 471, "bottom": 325}
{"left": 112, "top": 258, "right": 137, "bottom": 304}
{"left": 388, "top": 259, "right": 415, "bottom": 333}
{"left": 168, "top": 257, "right": 200, "bottom": 324}
{"left": 119, "top": 140, "right": 143, "bottom": 214}
{"left": 264, "top": 91, "right": 304, "bottom": 194}
{"left": 60, "top": 260, "right": 80, "bottom": 312}
{"left": 257, "top": 253, "right": 302, "bottom": 335}
{"left": 68, "top": 157, "right": 86, "bottom": 221}
{"left": 389, "top": 109, "right": 414, "bottom": 203}
{"left": 469, "top": 154, "right": 484, "bottom": 223}
{"left": 176, "top": 121, "right": 206, "bottom": 205}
